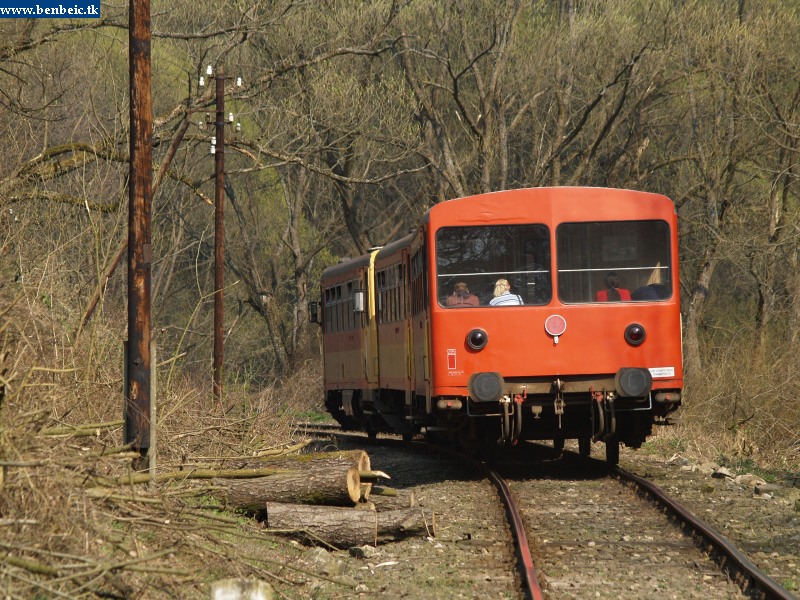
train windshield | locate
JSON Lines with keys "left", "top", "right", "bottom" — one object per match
{"left": 557, "top": 220, "right": 672, "bottom": 303}
{"left": 436, "top": 224, "right": 551, "bottom": 307}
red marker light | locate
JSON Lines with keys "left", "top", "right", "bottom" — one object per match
{"left": 545, "top": 314, "right": 567, "bottom": 343}
{"left": 625, "top": 323, "right": 646, "bottom": 346}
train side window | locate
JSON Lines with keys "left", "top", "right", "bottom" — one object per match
{"left": 324, "top": 288, "right": 331, "bottom": 333}
{"left": 411, "top": 250, "right": 424, "bottom": 316}
{"left": 396, "top": 264, "right": 403, "bottom": 321}
{"left": 338, "top": 285, "right": 344, "bottom": 332}
{"left": 346, "top": 281, "right": 353, "bottom": 330}
{"left": 327, "top": 287, "right": 333, "bottom": 333}
{"left": 422, "top": 246, "right": 428, "bottom": 312}
{"left": 400, "top": 263, "right": 406, "bottom": 320}
{"left": 377, "top": 270, "right": 386, "bottom": 323}
{"left": 389, "top": 267, "right": 396, "bottom": 322}
{"left": 329, "top": 287, "right": 335, "bottom": 333}
{"left": 556, "top": 220, "right": 672, "bottom": 304}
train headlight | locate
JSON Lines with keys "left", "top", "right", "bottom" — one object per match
{"left": 466, "top": 328, "right": 489, "bottom": 350}
{"left": 624, "top": 323, "right": 646, "bottom": 346}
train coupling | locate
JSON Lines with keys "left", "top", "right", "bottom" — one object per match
{"left": 497, "top": 394, "right": 524, "bottom": 446}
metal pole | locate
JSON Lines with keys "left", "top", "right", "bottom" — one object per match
{"left": 126, "top": 0, "right": 152, "bottom": 469}
{"left": 213, "top": 66, "right": 225, "bottom": 402}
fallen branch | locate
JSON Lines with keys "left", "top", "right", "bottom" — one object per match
{"left": 100, "top": 467, "right": 283, "bottom": 487}
{"left": 3, "top": 554, "right": 60, "bottom": 576}
{"left": 85, "top": 488, "right": 163, "bottom": 505}
{"left": 40, "top": 420, "right": 124, "bottom": 436}
{"left": 358, "top": 470, "right": 390, "bottom": 481}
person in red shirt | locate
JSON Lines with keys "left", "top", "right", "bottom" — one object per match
{"left": 446, "top": 282, "right": 480, "bottom": 307}
{"left": 596, "top": 272, "right": 631, "bottom": 302}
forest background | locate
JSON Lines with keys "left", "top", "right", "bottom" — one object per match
{"left": 0, "top": 0, "right": 799, "bottom": 593}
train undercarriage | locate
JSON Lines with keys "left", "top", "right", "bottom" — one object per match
{"left": 324, "top": 381, "right": 681, "bottom": 465}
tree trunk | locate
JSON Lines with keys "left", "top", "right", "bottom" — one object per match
{"left": 683, "top": 247, "right": 719, "bottom": 376}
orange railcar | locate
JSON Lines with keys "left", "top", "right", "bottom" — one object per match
{"left": 314, "top": 187, "right": 683, "bottom": 463}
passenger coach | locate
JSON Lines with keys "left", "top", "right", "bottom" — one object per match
{"left": 312, "top": 187, "right": 683, "bottom": 464}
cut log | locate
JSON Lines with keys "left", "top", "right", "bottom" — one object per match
{"left": 224, "top": 449, "right": 371, "bottom": 473}
{"left": 212, "top": 464, "right": 360, "bottom": 510}
{"left": 367, "top": 486, "right": 416, "bottom": 511}
{"left": 266, "top": 502, "right": 377, "bottom": 547}
{"left": 265, "top": 503, "right": 436, "bottom": 548}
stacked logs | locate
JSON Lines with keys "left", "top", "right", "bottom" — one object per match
{"left": 209, "top": 449, "right": 434, "bottom": 548}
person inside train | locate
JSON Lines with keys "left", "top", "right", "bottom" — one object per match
{"left": 632, "top": 267, "right": 670, "bottom": 300}
{"left": 596, "top": 272, "right": 631, "bottom": 302}
{"left": 489, "top": 278, "right": 523, "bottom": 306}
{"left": 446, "top": 281, "right": 479, "bottom": 307}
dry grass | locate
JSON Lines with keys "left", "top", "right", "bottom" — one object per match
{"left": 647, "top": 333, "right": 800, "bottom": 474}
{"left": 0, "top": 295, "right": 351, "bottom": 599}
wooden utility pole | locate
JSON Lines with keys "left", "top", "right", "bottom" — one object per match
{"left": 126, "top": 0, "right": 152, "bottom": 469}
{"left": 213, "top": 66, "right": 225, "bottom": 402}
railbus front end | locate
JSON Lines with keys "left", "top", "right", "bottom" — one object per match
{"left": 425, "top": 187, "right": 683, "bottom": 464}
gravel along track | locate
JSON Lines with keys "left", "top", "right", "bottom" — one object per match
{"left": 502, "top": 456, "right": 760, "bottom": 599}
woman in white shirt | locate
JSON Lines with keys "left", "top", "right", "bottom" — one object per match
{"left": 489, "top": 279, "right": 523, "bottom": 306}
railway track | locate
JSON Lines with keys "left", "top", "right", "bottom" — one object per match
{"left": 495, "top": 452, "right": 795, "bottom": 599}
{"left": 297, "top": 424, "right": 796, "bottom": 599}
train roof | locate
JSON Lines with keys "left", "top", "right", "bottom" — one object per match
{"left": 423, "top": 186, "right": 675, "bottom": 226}
{"left": 321, "top": 252, "right": 374, "bottom": 282}
{"left": 375, "top": 232, "right": 415, "bottom": 262}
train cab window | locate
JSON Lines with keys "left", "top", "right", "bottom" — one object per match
{"left": 436, "top": 224, "right": 551, "bottom": 307}
{"left": 556, "top": 220, "right": 672, "bottom": 304}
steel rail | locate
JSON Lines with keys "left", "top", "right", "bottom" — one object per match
{"left": 486, "top": 469, "right": 546, "bottom": 600}
{"left": 614, "top": 466, "right": 796, "bottom": 600}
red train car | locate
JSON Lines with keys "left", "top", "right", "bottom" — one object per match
{"left": 312, "top": 187, "right": 683, "bottom": 464}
